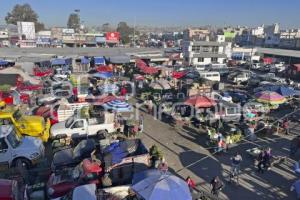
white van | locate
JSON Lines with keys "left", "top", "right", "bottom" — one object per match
{"left": 199, "top": 71, "right": 220, "bottom": 82}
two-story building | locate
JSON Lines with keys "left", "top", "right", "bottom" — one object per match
{"left": 183, "top": 29, "right": 229, "bottom": 65}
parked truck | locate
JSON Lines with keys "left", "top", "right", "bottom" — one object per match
{"left": 0, "top": 107, "right": 51, "bottom": 142}
{"left": 50, "top": 112, "right": 116, "bottom": 139}
{"left": 0, "top": 125, "right": 45, "bottom": 169}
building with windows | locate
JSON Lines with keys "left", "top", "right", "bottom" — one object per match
{"left": 183, "top": 28, "right": 229, "bottom": 65}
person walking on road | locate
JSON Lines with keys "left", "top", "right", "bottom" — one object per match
{"left": 186, "top": 176, "right": 196, "bottom": 192}
{"left": 139, "top": 114, "right": 144, "bottom": 133}
{"left": 210, "top": 176, "right": 224, "bottom": 197}
{"left": 283, "top": 118, "right": 289, "bottom": 135}
{"left": 230, "top": 152, "right": 242, "bottom": 182}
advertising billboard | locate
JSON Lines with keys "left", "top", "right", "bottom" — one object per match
{"left": 17, "top": 21, "right": 35, "bottom": 40}
{"left": 106, "top": 32, "right": 120, "bottom": 43}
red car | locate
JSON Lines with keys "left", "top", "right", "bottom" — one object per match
{"left": 17, "top": 81, "right": 43, "bottom": 91}
{"left": 33, "top": 67, "right": 53, "bottom": 77}
{"left": 47, "top": 158, "right": 102, "bottom": 199}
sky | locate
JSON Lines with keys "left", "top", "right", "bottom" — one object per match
{"left": 0, "top": 0, "right": 300, "bottom": 29}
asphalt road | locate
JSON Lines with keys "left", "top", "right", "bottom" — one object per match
{"left": 136, "top": 102, "right": 300, "bottom": 200}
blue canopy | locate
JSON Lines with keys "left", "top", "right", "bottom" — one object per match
{"left": 93, "top": 72, "right": 113, "bottom": 79}
{"left": 0, "top": 60, "right": 8, "bottom": 65}
{"left": 263, "top": 85, "right": 295, "bottom": 97}
{"left": 51, "top": 58, "right": 66, "bottom": 66}
{"left": 94, "top": 57, "right": 105, "bottom": 65}
{"left": 81, "top": 57, "right": 90, "bottom": 65}
{"left": 132, "top": 169, "right": 170, "bottom": 185}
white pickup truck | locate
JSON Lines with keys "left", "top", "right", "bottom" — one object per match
{"left": 50, "top": 113, "right": 116, "bottom": 139}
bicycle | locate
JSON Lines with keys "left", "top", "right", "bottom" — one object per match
{"left": 229, "top": 164, "right": 240, "bottom": 185}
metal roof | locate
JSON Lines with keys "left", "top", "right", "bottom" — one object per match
{"left": 257, "top": 47, "right": 300, "bottom": 58}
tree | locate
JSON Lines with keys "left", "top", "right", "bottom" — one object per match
{"left": 5, "top": 3, "right": 45, "bottom": 32}
{"left": 67, "top": 13, "right": 80, "bottom": 31}
{"left": 101, "top": 23, "right": 115, "bottom": 32}
{"left": 116, "top": 22, "right": 134, "bottom": 44}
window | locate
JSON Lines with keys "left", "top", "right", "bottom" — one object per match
{"left": 198, "top": 58, "right": 204, "bottom": 62}
{"left": 0, "top": 118, "right": 12, "bottom": 126}
{"left": 7, "top": 131, "right": 20, "bottom": 149}
{"left": 0, "top": 138, "right": 8, "bottom": 152}
{"left": 202, "top": 46, "right": 209, "bottom": 52}
{"left": 13, "top": 110, "right": 23, "bottom": 121}
{"left": 211, "top": 57, "right": 218, "bottom": 63}
{"left": 227, "top": 107, "right": 237, "bottom": 115}
{"left": 65, "top": 116, "right": 75, "bottom": 128}
{"left": 72, "top": 120, "right": 84, "bottom": 129}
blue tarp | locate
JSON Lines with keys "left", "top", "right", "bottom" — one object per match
{"left": 81, "top": 58, "right": 90, "bottom": 65}
{"left": 263, "top": 86, "right": 295, "bottom": 97}
{"left": 93, "top": 72, "right": 113, "bottom": 79}
{"left": 0, "top": 60, "right": 8, "bottom": 65}
{"left": 94, "top": 57, "right": 105, "bottom": 65}
{"left": 105, "top": 142, "right": 128, "bottom": 164}
{"left": 51, "top": 58, "right": 66, "bottom": 66}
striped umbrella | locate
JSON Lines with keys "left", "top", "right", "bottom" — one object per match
{"left": 255, "top": 91, "right": 286, "bottom": 105}
{"left": 102, "top": 100, "right": 132, "bottom": 112}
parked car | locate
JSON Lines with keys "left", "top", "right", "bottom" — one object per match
{"left": 47, "top": 158, "right": 102, "bottom": 199}
{"left": 50, "top": 112, "right": 116, "bottom": 139}
{"left": 227, "top": 91, "right": 249, "bottom": 104}
{"left": 0, "top": 107, "right": 51, "bottom": 142}
{"left": 258, "top": 64, "right": 271, "bottom": 72}
{"left": 228, "top": 71, "right": 250, "bottom": 84}
{"left": 51, "top": 139, "right": 95, "bottom": 171}
{"left": 17, "top": 81, "right": 43, "bottom": 91}
{"left": 0, "top": 125, "right": 45, "bottom": 169}
{"left": 37, "top": 95, "right": 58, "bottom": 106}
{"left": 213, "top": 91, "right": 232, "bottom": 102}
{"left": 250, "top": 63, "right": 263, "bottom": 70}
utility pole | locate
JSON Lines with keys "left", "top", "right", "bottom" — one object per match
{"left": 133, "top": 16, "right": 136, "bottom": 47}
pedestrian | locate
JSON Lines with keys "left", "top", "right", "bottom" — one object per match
{"left": 158, "top": 157, "right": 168, "bottom": 173}
{"left": 148, "top": 99, "right": 153, "bottom": 115}
{"left": 186, "top": 176, "right": 196, "bottom": 191}
{"left": 291, "top": 179, "right": 300, "bottom": 200}
{"left": 149, "top": 145, "right": 162, "bottom": 168}
{"left": 139, "top": 114, "right": 144, "bottom": 133}
{"left": 263, "top": 147, "right": 272, "bottom": 170}
{"left": 257, "top": 150, "right": 266, "bottom": 173}
{"left": 210, "top": 176, "right": 224, "bottom": 197}
{"left": 231, "top": 152, "right": 242, "bottom": 178}
{"left": 121, "top": 86, "right": 127, "bottom": 96}
{"left": 283, "top": 118, "right": 289, "bottom": 135}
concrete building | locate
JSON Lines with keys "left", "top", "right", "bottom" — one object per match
{"left": 251, "top": 25, "right": 264, "bottom": 36}
{"left": 183, "top": 29, "right": 229, "bottom": 65}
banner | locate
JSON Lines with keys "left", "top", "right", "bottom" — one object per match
{"left": 106, "top": 32, "right": 120, "bottom": 43}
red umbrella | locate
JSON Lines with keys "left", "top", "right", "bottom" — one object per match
{"left": 172, "top": 71, "right": 186, "bottom": 79}
{"left": 185, "top": 96, "right": 216, "bottom": 108}
{"left": 136, "top": 59, "right": 148, "bottom": 69}
{"left": 134, "top": 74, "right": 144, "bottom": 81}
{"left": 142, "top": 66, "right": 159, "bottom": 75}
{"left": 96, "top": 65, "right": 113, "bottom": 72}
